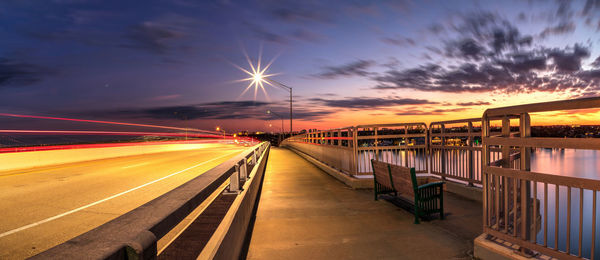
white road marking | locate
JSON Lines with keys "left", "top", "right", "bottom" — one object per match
{"left": 0, "top": 151, "right": 240, "bottom": 239}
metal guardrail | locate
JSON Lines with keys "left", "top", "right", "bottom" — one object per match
{"left": 429, "top": 117, "right": 520, "bottom": 186}
{"left": 355, "top": 123, "right": 428, "bottom": 174}
{"left": 31, "top": 142, "right": 270, "bottom": 259}
{"left": 429, "top": 118, "right": 482, "bottom": 185}
{"left": 283, "top": 123, "right": 428, "bottom": 175}
{"left": 482, "top": 97, "right": 600, "bottom": 260}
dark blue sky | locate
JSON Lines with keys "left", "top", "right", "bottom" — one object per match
{"left": 1, "top": 0, "right": 599, "bottom": 131}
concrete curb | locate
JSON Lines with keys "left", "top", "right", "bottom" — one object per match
{"left": 474, "top": 234, "right": 531, "bottom": 260}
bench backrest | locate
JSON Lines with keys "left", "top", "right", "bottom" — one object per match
{"left": 389, "top": 164, "right": 417, "bottom": 197}
{"left": 371, "top": 159, "right": 393, "bottom": 189}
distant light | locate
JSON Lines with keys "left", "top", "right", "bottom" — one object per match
{"left": 216, "top": 126, "right": 220, "bottom": 131}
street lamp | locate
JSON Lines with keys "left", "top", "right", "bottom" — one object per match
{"left": 215, "top": 126, "right": 225, "bottom": 139}
{"left": 263, "top": 78, "right": 293, "bottom": 136}
{"left": 233, "top": 51, "right": 293, "bottom": 135}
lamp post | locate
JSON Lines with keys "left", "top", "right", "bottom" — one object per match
{"left": 263, "top": 78, "right": 292, "bottom": 136}
{"left": 215, "top": 126, "right": 226, "bottom": 139}
{"left": 267, "top": 110, "right": 284, "bottom": 144}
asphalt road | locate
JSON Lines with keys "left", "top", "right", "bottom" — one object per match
{"left": 0, "top": 144, "right": 246, "bottom": 259}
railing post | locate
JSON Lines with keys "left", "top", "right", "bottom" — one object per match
{"left": 519, "top": 113, "right": 532, "bottom": 249}
{"left": 404, "top": 125, "right": 409, "bottom": 167}
{"left": 440, "top": 124, "right": 446, "bottom": 180}
{"left": 468, "top": 121, "right": 474, "bottom": 186}
{"left": 374, "top": 127, "right": 379, "bottom": 160}
{"left": 352, "top": 127, "right": 358, "bottom": 175}
{"left": 482, "top": 114, "right": 490, "bottom": 230}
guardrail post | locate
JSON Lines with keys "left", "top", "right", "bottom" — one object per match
{"left": 241, "top": 159, "right": 248, "bottom": 179}
{"left": 226, "top": 164, "right": 241, "bottom": 194}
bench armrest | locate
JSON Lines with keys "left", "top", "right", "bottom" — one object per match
{"left": 417, "top": 181, "right": 444, "bottom": 190}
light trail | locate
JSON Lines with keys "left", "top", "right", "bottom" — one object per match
{"left": 0, "top": 135, "right": 254, "bottom": 153}
{"left": 0, "top": 113, "right": 219, "bottom": 134}
{"left": 0, "top": 129, "right": 220, "bottom": 137}
{"left": 0, "top": 151, "right": 240, "bottom": 239}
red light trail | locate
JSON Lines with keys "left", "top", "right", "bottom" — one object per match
{"left": 0, "top": 130, "right": 220, "bottom": 138}
{"left": 0, "top": 113, "right": 220, "bottom": 134}
{"left": 0, "top": 138, "right": 256, "bottom": 153}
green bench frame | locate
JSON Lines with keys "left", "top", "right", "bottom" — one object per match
{"left": 371, "top": 159, "right": 445, "bottom": 224}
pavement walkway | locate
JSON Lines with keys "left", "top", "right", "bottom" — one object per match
{"left": 247, "top": 147, "right": 482, "bottom": 259}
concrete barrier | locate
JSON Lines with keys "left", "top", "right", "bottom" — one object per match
{"left": 0, "top": 143, "right": 227, "bottom": 172}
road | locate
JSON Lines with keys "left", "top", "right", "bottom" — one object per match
{"left": 0, "top": 143, "right": 246, "bottom": 259}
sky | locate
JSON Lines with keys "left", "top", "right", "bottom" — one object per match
{"left": 0, "top": 0, "right": 600, "bottom": 132}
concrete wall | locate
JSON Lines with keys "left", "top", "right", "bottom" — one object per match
{"left": 0, "top": 143, "right": 225, "bottom": 172}
{"left": 197, "top": 145, "right": 270, "bottom": 259}
{"left": 281, "top": 141, "right": 355, "bottom": 175}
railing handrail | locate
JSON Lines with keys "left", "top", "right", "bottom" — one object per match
{"left": 32, "top": 142, "right": 269, "bottom": 259}
{"left": 429, "top": 118, "right": 481, "bottom": 126}
{"left": 484, "top": 96, "right": 600, "bottom": 117}
{"left": 356, "top": 122, "right": 428, "bottom": 128}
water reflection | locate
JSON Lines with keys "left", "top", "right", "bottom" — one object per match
{"left": 532, "top": 149, "right": 600, "bottom": 258}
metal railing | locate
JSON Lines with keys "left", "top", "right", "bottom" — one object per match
{"left": 482, "top": 97, "right": 600, "bottom": 259}
{"left": 284, "top": 123, "right": 428, "bottom": 176}
{"left": 286, "top": 127, "right": 357, "bottom": 174}
{"left": 429, "top": 118, "right": 482, "bottom": 185}
{"left": 32, "top": 142, "right": 270, "bottom": 259}
{"left": 355, "top": 123, "right": 428, "bottom": 175}
{"left": 429, "top": 117, "right": 520, "bottom": 186}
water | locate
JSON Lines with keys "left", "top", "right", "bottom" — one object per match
{"left": 532, "top": 149, "right": 600, "bottom": 257}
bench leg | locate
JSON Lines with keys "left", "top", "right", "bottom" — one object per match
{"left": 374, "top": 180, "right": 378, "bottom": 201}
{"left": 414, "top": 203, "right": 420, "bottom": 224}
{"left": 439, "top": 190, "right": 444, "bottom": 220}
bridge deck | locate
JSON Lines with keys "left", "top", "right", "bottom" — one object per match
{"left": 247, "top": 147, "right": 482, "bottom": 259}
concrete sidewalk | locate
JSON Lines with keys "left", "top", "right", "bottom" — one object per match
{"left": 247, "top": 147, "right": 482, "bottom": 259}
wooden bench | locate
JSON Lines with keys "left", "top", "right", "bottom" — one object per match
{"left": 371, "top": 159, "right": 445, "bottom": 224}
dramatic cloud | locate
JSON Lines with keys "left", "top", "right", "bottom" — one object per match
{"left": 0, "top": 58, "right": 53, "bottom": 87}
{"left": 547, "top": 44, "right": 590, "bottom": 72}
{"left": 456, "top": 101, "right": 491, "bottom": 106}
{"left": 104, "top": 101, "right": 333, "bottom": 120}
{"left": 244, "top": 22, "right": 289, "bottom": 44}
{"left": 396, "top": 108, "right": 467, "bottom": 116}
{"left": 592, "top": 56, "right": 600, "bottom": 68}
{"left": 268, "top": 4, "right": 332, "bottom": 24}
{"left": 381, "top": 36, "right": 416, "bottom": 47}
{"left": 291, "top": 28, "right": 325, "bottom": 42}
{"left": 121, "top": 21, "right": 185, "bottom": 54}
{"left": 539, "top": 22, "right": 575, "bottom": 38}
{"left": 315, "top": 60, "right": 375, "bottom": 79}
{"left": 374, "top": 12, "right": 600, "bottom": 95}
{"left": 310, "top": 97, "right": 437, "bottom": 109}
